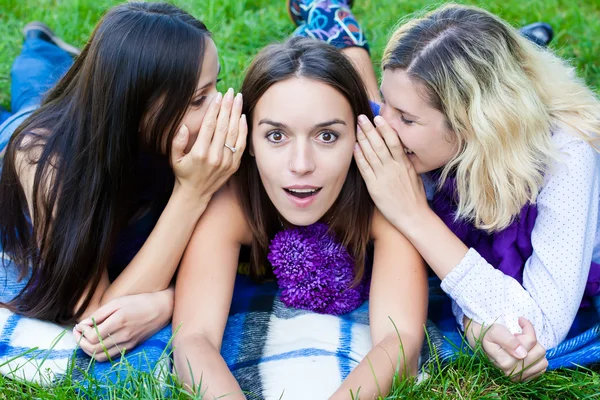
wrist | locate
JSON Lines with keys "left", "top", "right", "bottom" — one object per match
{"left": 160, "top": 287, "right": 175, "bottom": 315}
{"left": 151, "top": 289, "right": 174, "bottom": 326}
{"left": 395, "top": 205, "right": 437, "bottom": 242}
{"left": 171, "top": 183, "right": 210, "bottom": 215}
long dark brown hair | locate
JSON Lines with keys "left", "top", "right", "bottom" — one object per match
{"left": 0, "top": 2, "right": 210, "bottom": 324}
{"left": 238, "top": 37, "right": 375, "bottom": 283}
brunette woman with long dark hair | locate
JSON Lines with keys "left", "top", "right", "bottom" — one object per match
{"left": 0, "top": 2, "right": 246, "bottom": 360}
{"left": 173, "top": 37, "right": 427, "bottom": 399}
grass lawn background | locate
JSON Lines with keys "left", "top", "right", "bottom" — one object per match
{"left": 0, "top": 0, "right": 599, "bottom": 398}
{"left": 1, "top": 0, "right": 599, "bottom": 109}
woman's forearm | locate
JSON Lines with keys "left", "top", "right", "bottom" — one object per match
{"left": 173, "top": 334, "right": 245, "bottom": 399}
{"left": 331, "top": 332, "right": 421, "bottom": 399}
{"left": 100, "top": 186, "right": 209, "bottom": 304}
{"left": 398, "top": 208, "right": 468, "bottom": 281}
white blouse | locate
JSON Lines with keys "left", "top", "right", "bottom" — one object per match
{"left": 426, "top": 129, "right": 600, "bottom": 349}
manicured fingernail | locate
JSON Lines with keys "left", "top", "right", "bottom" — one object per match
{"left": 374, "top": 116, "right": 385, "bottom": 126}
{"left": 241, "top": 114, "right": 247, "bottom": 126}
{"left": 215, "top": 92, "right": 223, "bottom": 104}
{"left": 358, "top": 115, "right": 369, "bottom": 124}
{"left": 234, "top": 93, "right": 242, "bottom": 106}
{"left": 225, "top": 88, "right": 234, "bottom": 101}
{"left": 515, "top": 346, "right": 527, "bottom": 358}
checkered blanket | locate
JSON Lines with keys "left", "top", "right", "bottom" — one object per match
{"left": 1, "top": 268, "right": 599, "bottom": 399}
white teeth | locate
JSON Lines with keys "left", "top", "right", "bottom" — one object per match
{"left": 288, "top": 188, "right": 318, "bottom": 193}
{"left": 403, "top": 147, "right": 414, "bottom": 155}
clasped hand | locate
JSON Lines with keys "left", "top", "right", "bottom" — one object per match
{"left": 465, "top": 317, "right": 548, "bottom": 382}
{"left": 73, "top": 289, "right": 173, "bottom": 362}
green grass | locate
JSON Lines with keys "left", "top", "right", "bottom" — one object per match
{"left": 0, "top": 0, "right": 599, "bottom": 110}
{"left": 1, "top": 0, "right": 600, "bottom": 398}
{"left": 1, "top": 330, "right": 600, "bottom": 399}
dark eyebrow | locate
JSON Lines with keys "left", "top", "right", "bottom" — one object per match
{"left": 312, "top": 119, "right": 346, "bottom": 129}
{"left": 258, "top": 119, "right": 346, "bottom": 129}
{"left": 258, "top": 119, "right": 287, "bottom": 128}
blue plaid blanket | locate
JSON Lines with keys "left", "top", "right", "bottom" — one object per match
{"left": 1, "top": 264, "right": 599, "bottom": 398}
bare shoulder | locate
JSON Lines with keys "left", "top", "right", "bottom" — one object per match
{"left": 198, "top": 178, "right": 253, "bottom": 245}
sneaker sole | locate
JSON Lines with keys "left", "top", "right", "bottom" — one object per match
{"left": 23, "top": 21, "right": 81, "bottom": 57}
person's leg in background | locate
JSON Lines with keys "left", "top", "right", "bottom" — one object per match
{"left": 0, "top": 22, "right": 78, "bottom": 151}
{"left": 289, "top": 0, "right": 381, "bottom": 103}
{"left": 519, "top": 22, "right": 554, "bottom": 48}
{"left": 0, "top": 108, "right": 11, "bottom": 126}
{"left": 287, "top": 1, "right": 555, "bottom": 106}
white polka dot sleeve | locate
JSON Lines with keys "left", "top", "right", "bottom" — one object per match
{"left": 440, "top": 131, "right": 600, "bottom": 349}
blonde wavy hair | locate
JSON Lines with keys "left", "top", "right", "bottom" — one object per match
{"left": 382, "top": 4, "right": 600, "bottom": 231}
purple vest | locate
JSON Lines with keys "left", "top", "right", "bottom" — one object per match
{"left": 431, "top": 176, "right": 600, "bottom": 298}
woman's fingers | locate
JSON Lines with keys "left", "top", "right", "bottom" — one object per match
{"left": 522, "top": 359, "right": 548, "bottom": 382}
{"left": 485, "top": 324, "right": 528, "bottom": 360}
{"left": 77, "top": 299, "right": 121, "bottom": 328}
{"left": 190, "top": 91, "right": 223, "bottom": 158}
{"left": 86, "top": 337, "right": 135, "bottom": 362}
{"left": 357, "top": 115, "right": 387, "bottom": 165}
{"left": 480, "top": 324, "right": 526, "bottom": 377}
{"left": 207, "top": 88, "right": 235, "bottom": 165}
{"left": 75, "top": 325, "right": 128, "bottom": 359}
{"left": 94, "top": 342, "right": 135, "bottom": 362}
{"left": 516, "top": 317, "right": 539, "bottom": 351}
{"left": 171, "top": 124, "right": 190, "bottom": 164}
{"left": 221, "top": 92, "right": 243, "bottom": 165}
{"left": 356, "top": 126, "right": 382, "bottom": 170}
{"left": 353, "top": 143, "right": 375, "bottom": 180}
{"left": 76, "top": 311, "right": 123, "bottom": 346}
{"left": 510, "top": 340, "right": 547, "bottom": 382}
{"left": 373, "top": 116, "right": 405, "bottom": 161}
{"left": 233, "top": 114, "right": 247, "bottom": 164}
{"left": 509, "top": 351, "right": 548, "bottom": 382}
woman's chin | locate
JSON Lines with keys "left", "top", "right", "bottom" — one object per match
{"left": 277, "top": 210, "right": 323, "bottom": 228}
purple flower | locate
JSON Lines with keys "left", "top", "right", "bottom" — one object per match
{"left": 267, "top": 223, "right": 366, "bottom": 315}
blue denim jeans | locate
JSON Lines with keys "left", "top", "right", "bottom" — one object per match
{"left": 0, "top": 37, "right": 73, "bottom": 152}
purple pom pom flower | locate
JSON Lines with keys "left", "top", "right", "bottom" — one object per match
{"left": 267, "top": 223, "right": 367, "bottom": 315}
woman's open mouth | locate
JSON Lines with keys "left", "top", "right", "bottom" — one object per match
{"left": 284, "top": 187, "right": 322, "bottom": 198}
{"left": 283, "top": 186, "right": 323, "bottom": 208}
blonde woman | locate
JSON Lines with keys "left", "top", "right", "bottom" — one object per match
{"left": 353, "top": 4, "right": 600, "bottom": 381}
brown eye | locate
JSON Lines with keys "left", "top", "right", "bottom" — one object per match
{"left": 266, "top": 130, "right": 287, "bottom": 143}
{"left": 317, "top": 130, "right": 339, "bottom": 144}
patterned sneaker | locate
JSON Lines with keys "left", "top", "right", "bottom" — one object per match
{"left": 287, "top": 0, "right": 354, "bottom": 27}
{"left": 291, "top": 0, "right": 368, "bottom": 52}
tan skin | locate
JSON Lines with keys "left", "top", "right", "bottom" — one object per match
{"left": 173, "top": 78, "right": 427, "bottom": 398}
{"left": 15, "top": 38, "right": 248, "bottom": 361}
